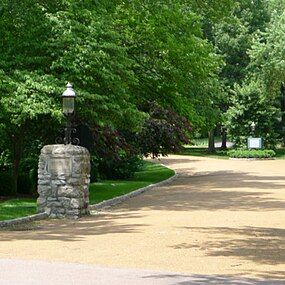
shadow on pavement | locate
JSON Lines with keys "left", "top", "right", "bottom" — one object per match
{"left": 117, "top": 170, "right": 285, "bottom": 212}
{"left": 143, "top": 273, "right": 285, "bottom": 285}
{"left": 170, "top": 226, "right": 285, "bottom": 266}
{"left": 0, "top": 211, "right": 149, "bottom": 242}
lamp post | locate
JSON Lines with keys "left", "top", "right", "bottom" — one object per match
{"left": 62, "top": 83, "right": 76, "bottom": 144}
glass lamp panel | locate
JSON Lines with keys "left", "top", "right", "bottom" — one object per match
{"left": 63, "top": 97, "right": 74, "bottom": 114}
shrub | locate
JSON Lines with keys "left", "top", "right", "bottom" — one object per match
{"left": 0, "top": 171, "right": 13, "bottom": 196}
{"left": 138, "top": 103, "right": 192, "bottom": 158}
{"left": 17, "top": 173, "right": 34, "bottom": 195}
{"left": 227, "top": 149, "right": 276, "bottom": 158}
{"left": 18, "top": 156, "right": 39, "bottom": 195}
{"left": 98, "top": 153, "right": 143, "bottom": 180}
{"left": 91, "top": 125, "right": 143, "bottom": 180}
{"left": 0, "top": 151, "right": 13, "bottom": 196}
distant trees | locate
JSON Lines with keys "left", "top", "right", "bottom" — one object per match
{"left": 249, "top": 7, "right": 285, "bottom": 146}
{"left": 225, "top": 3, "right": 285, "bottom": 148}
{"left": 212, "top": 0, "right": 284, "bottom": 149}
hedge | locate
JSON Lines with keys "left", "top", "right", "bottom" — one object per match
{"left": 227, "top": 149, "right": 276, "bottom": 159}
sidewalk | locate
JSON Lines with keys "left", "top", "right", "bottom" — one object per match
{"left": 0, "top": 155, "right": 284, "bottom": 283}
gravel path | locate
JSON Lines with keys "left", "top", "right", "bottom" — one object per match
{"left": 0, "top": 155, "right": 284, "bottom": 284}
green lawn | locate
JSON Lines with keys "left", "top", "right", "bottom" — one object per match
{"left": 89, "top": 161, "right": 175, "bottom": 204}
{"left": 0, "top": 161, "right": 174, "bottom": 221}
{"left": 181, "top": 146, "right": 285, "bottom": 160}
{"left": 180, "top": 146, "right": 229, "bottom": 159}
{"left": 0, "top": 198, "right": 37, "bottom": 221}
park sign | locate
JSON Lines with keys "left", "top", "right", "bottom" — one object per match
{"left": 247, "top": 137, "right": 262, "bottom": 149}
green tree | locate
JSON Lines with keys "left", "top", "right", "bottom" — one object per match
{"left": 0, "top": 0, "right": 243, "bottom": 194}
{"left": 0, "top": 1, "right": 63, "bottom": 194}
{"left": 48, "top": 1, "right": 146, "bottom": 130}
{"left": 226, "top": 80, "right": 280, "bottom": 148}
{"left": 113, "top": 1, "right": 222, "bottom": 132}
{"left": 212, "top": 0, "right": 270, "bottom": 149}
{"left": 249, "top": 9, "right": 285, "bottom": 145}
{"left": 0, "top": 1, "right": 146, "bottom": 194}
{"left": 250, "top": 10, "right": 285, "bottom": 95}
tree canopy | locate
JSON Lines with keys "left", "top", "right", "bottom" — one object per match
{"left": 0, "top": 0, "right": 284, "bottom": 195}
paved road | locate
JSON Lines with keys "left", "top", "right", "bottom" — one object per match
{"left": 0, "top": 259, "right": 284, "bottom": 285}
{"left": 0, "top": 155, "right": 284, "bottom": 284}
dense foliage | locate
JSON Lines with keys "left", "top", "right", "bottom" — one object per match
{"left": 226, "top": 80, "right": 280, "bottom": 148}
{"left": 91, "top": 125, "right": 142, "bottom": 180}
{"left": 0, "top": 0, "right": 284, "bottom": 195}
{"left": 139, "top": 103, "right": 192, "bottom": 158}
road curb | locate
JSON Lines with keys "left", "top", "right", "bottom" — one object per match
{"left": 89, "top": 170, "right": 178, "bottom": 211}
{"left": 0, "top": 212, "right": 49, "bottom": 228}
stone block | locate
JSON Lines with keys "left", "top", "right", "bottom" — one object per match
{"left": 48, "top": 157, "right": 72, "bottom": 176}
{"left": 52, "top": 179, "right": 66, "bottom": 186}
{"left": 49, "top": 213, "right": 58, "bottom": 219}
{"left": 48, "top": 201, "right": 62, "bottom": 208}
{"left": 47, "top": 197, "right": 58, "bottom": 202}
{"left": 70, "top": 198, "right": 81, "bottom": 209}
{"left": 38, "top": 186, "right": 52, "bottom": 196}
{"left": 58, "top": 186, "right": 80, "bottom": 198}
{"left": 66, "top": 209, "right": 81, "bottom": 219}
{"left": 67, "top": 178, "right": 82, "bottom": 186}
{"left": 37, "top": 144, "right": 90, "bottom": 218}
{"left": 37, "top": 197, "right": 46, "bottom": 206}
{"left": 72, "top": 163, "right": 83, "bottom": 174}
{"left": 38, "top": 179, "right": 51, "bottom": 185}
{"left": 51, "top": 207, "right": 65, "bottom": 215}
{"left": 58, "top": 197, "right": 71, "bottom": 207}
{"left": 37, "top": 205, "right": 46, "bottom": 213}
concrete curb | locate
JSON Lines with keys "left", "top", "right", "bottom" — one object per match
{"left": 0, "top": 212, "right": 49, "bottom": 228}
{"left": 89, "top": 169, "right": 178, "bottom": 211}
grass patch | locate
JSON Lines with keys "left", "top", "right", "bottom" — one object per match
{"left": 180, "top": 147, "right": 229, "bottom": 159}
{"left": 89, "top": 161, "right": 174, "bottom": 204}
{"left": 0, "top": 198, "right": 37, "bottom": 221}
{"left": 191, "top": 137, "right": 220, "bottom": 147}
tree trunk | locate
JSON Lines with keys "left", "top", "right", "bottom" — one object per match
{"left": 221, "top": 128, "right": 227, "bottom": 150}
{"left": 281, "top": 85, "right": 285, "bottom": 147}
{"left": 10, "top": 128, "right": 24, "bottom": 196}
{"left": 208, "top": 129, "right": 215, "bottom": 153}
{"left": 11, "top": 156, "right": 20, "bottom": 196}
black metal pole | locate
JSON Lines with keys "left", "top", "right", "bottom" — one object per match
{"left": 64, "top": 114, "right": 72, "bottom": 144}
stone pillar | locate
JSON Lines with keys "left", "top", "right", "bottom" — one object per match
{"left": 37, "top": 144, "right": 90, "bottom": 219}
